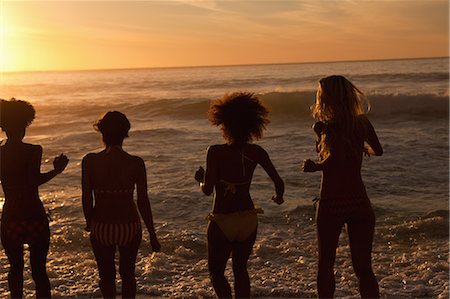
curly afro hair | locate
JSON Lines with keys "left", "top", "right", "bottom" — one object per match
{"left": 0, "top": 98, "right": 36, "bottom": 132}
{"left": 94, "top": 111, "right": 130, "bottom": 146}
{"left": 208, "top": 92, "right": 270, "bottom": 144}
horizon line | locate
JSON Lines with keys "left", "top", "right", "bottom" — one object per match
{"left": 1, "top": 55, "right": 448, "bottom": 75}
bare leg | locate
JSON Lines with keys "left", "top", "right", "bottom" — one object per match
{"left": 316, "top": 204, "right": 344, "bottom": 298}
{"left": 29, "top": 227, "right": 51, "bottom": 299}
{"left": 91, "top": 234, "right": 117, "bottom": 299}
{"left": 347, "top": 203, "right": 379, "bottom": 299}
{"left": 119, "top": 231, "right": 141, "bottom": 299}
{"left": 231, "top": 229, "right": 256, "bottom": 298}
{"left": 208, "top": 221, "right": 232, "bottom": 298}
{"left": 3, "top": 242, "right": 24, "bottom": 299}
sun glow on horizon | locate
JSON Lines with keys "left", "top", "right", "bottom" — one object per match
{"left": 0, "top": 1, "right": 448, "bottom": 73}
{"left": 0, "top": 2, "right": 7, "bottom": 72}
{"left": 0, "top": 21, "right": 20, "bottom": 73}
{"left": 0, "top": 3, "right": 25, "bottom": 73}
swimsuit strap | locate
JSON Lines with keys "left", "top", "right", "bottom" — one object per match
{"left": 240, "top": 149, "right": 255, "bottom": 177}
{"left": 94, "top": 188, "right": 134, "bottom": 194}
{"left": 220, "top": 179, "right": 251, "bottom": 197}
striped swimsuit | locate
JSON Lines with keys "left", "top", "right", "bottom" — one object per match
{"left": 91, "top": 221, "right": 141, "bottom": 247}
{"left": 91, "top": 188, "right": 142, "bottom": 247}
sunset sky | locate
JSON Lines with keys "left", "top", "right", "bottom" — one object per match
{"left": 0, "top": 0, "right": 448, "bottom": 72}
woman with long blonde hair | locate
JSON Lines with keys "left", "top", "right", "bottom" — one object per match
{"left": 303, "top": 75, "right": 383, "bottom": 298}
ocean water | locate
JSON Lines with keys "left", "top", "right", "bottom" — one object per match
{"left": 0, "top": 57, "right": 448, "bottom": 298}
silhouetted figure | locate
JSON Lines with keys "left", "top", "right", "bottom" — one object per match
{"left": 82, "top": 111, "right": 161, "bottom": 299}
{"left": 303, "top": 76, "right": 383, "bottom": 298}
{"left": 0, "top": 98, "right": 69, "bottom": 299}
{"left": 195, "top": 92, "right": 284, "bottom": 298}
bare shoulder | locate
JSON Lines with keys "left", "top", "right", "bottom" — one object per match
{"left": 246, "top": 143, "right": 266, "bottom": 155}
{"left": 357, "top": 114, "right": 375, "bottom": 131}
{"left": 82, "top": 152, "right": 97, "bottom": 165}
{"left": 29, "top": 143, "right": 42, "bottom": 149}
{"left": 24, "top": 144, "right": 43, "bottom": 158}
{"left": 131, "top": 154, "right": 145, "bottom": 165}
{"left": 357, "top": 114, "right": 371, "bottom": 125}
{"left": 25, "top": 143, "right": 42, "bottom": 152}
{"left": 208, "top": 144, "right": 223, "bottom": 152}
{"left": 206, "top": 144, "right": 224, "bottom": 156}
{"left": 127, "top": 154, "right": 146, "bottom": 170}
{"left": 245, "top": 143, "right": 269, "bottom": 161}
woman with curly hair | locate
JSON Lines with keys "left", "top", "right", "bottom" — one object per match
{"left": 195, "top": 92, "right": 284, "bottom": 298}
{"left": 82, "top": 111, "right": 161, "bottom": 299}
{"left": 303, "top": 75, "right": 383, "bottom": 298}
{"left": 0, "top": 98, "right": 69, "bottom": 298}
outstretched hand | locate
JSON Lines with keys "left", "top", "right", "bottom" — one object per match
{"left": 272, "top": 195, "right": 284, "bottom": 205}
{"left": 194, "top": 166, "right": 205, "bottom": 183}
{"left": 53, "top": 154, "right": 69, "bottom": 173}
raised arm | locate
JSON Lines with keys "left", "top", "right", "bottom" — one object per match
{"left": 38, "top": 151, "right": 69, "bottom": 186}
{"left": 81, "top": 154, "right": 94, "bottom": 232}
{"left": 255, "top": 146, "right": 284, "bottom": 205}
{"left": 363, "top": 116, "right": 383, "bottom": 156}
{"left": 135, "top": 157, "right": 161, "bottom": 252}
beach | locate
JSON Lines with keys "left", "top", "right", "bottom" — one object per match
{"left": 0, "top": 57, "right": 448, "bottom": 298}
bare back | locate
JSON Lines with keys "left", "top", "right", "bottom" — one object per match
{"left": 82, "top": 147, "right": 142, "bottom": 224}
{"left": 319, "top": 115, "right": 382, "bottom": 200}
{"left": 204, "top": 143, "right": 282, "bottom": 214}
{"left": 0, "top": 143, "right": 46, "bottom": 223}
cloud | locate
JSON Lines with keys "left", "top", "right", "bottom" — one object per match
{"left": 171, "top": 0, "right": 225, "bottom": 13}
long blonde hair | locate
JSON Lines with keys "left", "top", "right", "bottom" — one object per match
{"left": 312, "top": 75, "right": 370, "bottom": 160}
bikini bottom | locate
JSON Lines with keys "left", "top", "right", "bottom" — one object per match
{"left": 1, "top": 219, "right": 49, "bottom": 245}
{"left": 91, "top": 221, "right": 141, "bottom": 247}
{"left": 207, "top": 208, "right": 263, "bottom": 242}
{"left": 317, "top": 196, "right": 371, "bottom": 217}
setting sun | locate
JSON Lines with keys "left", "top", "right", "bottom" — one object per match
{"left": 0, "top": 3, "right": 11, "bottom": 72}
{"left": 0, "top": 1, "right": 447, "bottom": 72}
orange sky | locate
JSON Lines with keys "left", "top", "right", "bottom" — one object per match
{"left": 0, "top": 0, "right": 448, "bottom": 72}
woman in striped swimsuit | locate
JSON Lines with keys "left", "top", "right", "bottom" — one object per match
{"left": 82, "top": 111, "right": 160, "bottom": 298}
{"left": 303, "top": 75, "right": 383, "bottom": 298}
{"left": 195, "top": 92, "right": 284, "bottom": 298}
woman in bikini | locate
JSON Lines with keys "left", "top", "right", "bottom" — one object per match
{"left": 303, "top": 75, "right": 383, "bottom": 298}
{"left": 82, "top": 111, "right": 160, "bottom": 299}
{"left": 195, "top": 92, "right": 284, "bottom": 298}
{"left": 0, "top": 98, "right": 69, "bottom": 298}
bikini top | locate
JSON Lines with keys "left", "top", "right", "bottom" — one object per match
{"left": 94, "top": 188, "right": 134, "bottom": 194}
{"left": 219, "top": 149, "right": 254, "bottom": 197}
{"left": 94, "top": 146, "right": 134, "bottom": 195}
{"left": 220, "top": 179, "right": 251, "bottom": 197}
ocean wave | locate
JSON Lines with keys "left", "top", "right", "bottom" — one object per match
{"left": 380, "top": 210, "right": 449, "bottom": 243}
{"left": 262, "top": 92, "right": 449, "bottom": 120}
{"left": 351, "top": 71, "right": 449, "bottom": 84}
{"left": 367, "top": 94, "right": 449, "bottom": 118}
{"left": 119, "top": 91, "right": 449, "bottom": 121}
